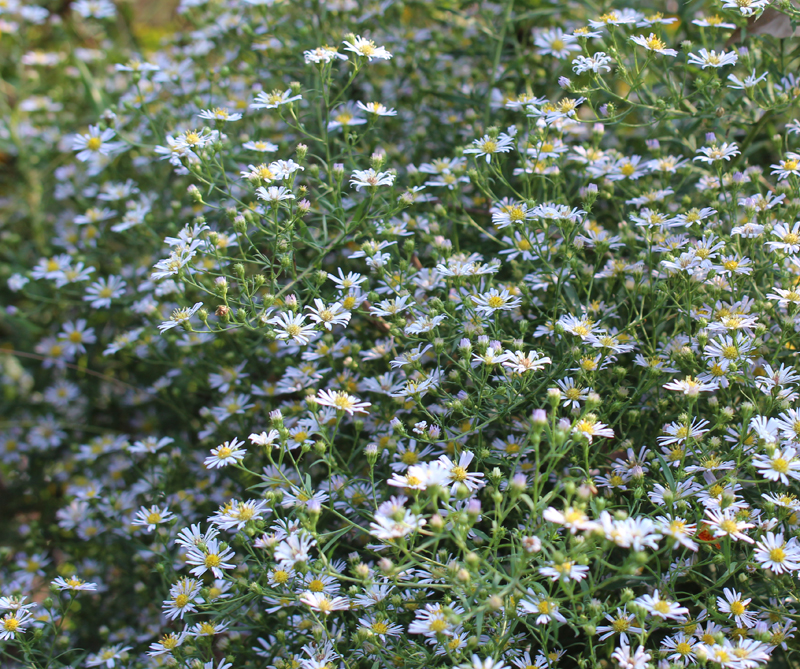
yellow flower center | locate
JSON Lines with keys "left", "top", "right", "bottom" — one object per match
{"left": 401, "top": 451, "right": 419, "bottom": 465}
{"left": 205, "top": 554, "right": 222, "bottom": 568}
{"left": 557, "top": 98, "right": 576, "bottom": 112}
{"left": 773, "top": 458, "right": 790, "bottom": 473}
{"left": 770, "top": 547, "right": 787, "bottom": 563}
{"left": 730, "top": 601, "right": 746, "bottom": 616}
{"left": 507, "top": 205, "right": 526, "bottom": 221}
{"left": 450, "top": 465, "right": 468, "bottom": 481}
{"left": 257, "top": 166, "right": 275, "bottom": 180}
{"left": 653, "top": 600, "right": 671, "bottom": 614}
{"left": 486, "top": 295, "right": 506, "bottom": 308}
{"left": 645, "top": 36, "right": 667, "bottom": 50}
{"left": 332, "top": 394, "right": 355, "bottom": 410}
{"left": 174, "top": 594, "right": 190, "bottom": 608}
{"left": 429, "top": 618, "right": 448, "bottom": 632}
{"left": 87, "top": 137, "right": 102, "bottom": 151}
{"left": 612, "top": 618, "right": 629, "bottom": 632}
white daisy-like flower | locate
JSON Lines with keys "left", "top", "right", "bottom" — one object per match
{"left": 716, "top": 587, "right": 756, "bottom": 628}
{"left": 299, "top": 591, "right": 350, "bottom": 614}
{"left": 197, "top": 107, "right": 242, "bottom": 122}
{"left": 753, "top": 532, "right": 800, "bottom": 574}
{"left": 204, "top": 438, "right": 247, "bottom": 469}
{"left": 470, "top": 288, "right": 523, "bottom": 315}
{"left": 315, "top": 389, "right": 371, "bottom": 415}
{"left": 534, "top": 27, "right": 581, "bottom": 59}
{"left": 753, "top": 446, "right": 800, "bottom": 485}
{"left": 52, "top": 575, "right": 98, "bottom": 592}
{"left": 158, "top": 302, "right": 204, "bottom": 333}
{"left": 132, "top": 505, "right": 176, "bottom": 532}
{"left": 633, "top": 590, "right": 688, "bottom": 620}
{"left": 350, "top": 168, "right": 395, "bottom": 191}
{"left": 342, "top": 35, "right": 392, "bottom": 61}
{"left": 687, "top": 49, "right": 738, "bottom": 69}
{"left": 630, "top": 33, "right": 678, "bottom": 56}
{"left": 250, "top": 89, "right": 302, "bottom": 110}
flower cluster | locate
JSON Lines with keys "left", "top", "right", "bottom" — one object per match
{"left": 2, "top": 0, "right": 800, "bottom": 668}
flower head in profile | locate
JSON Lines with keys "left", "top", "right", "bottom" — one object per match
{"left": 356, "top": 101, "right": 397, "bottom": 116}
{"left": 694, "top": 142, "right": 740, "bottom": 163}
{"left": 299, "top": 591, "right": 350, "bottom": 615}
{"left": 630, "top": 34, "right": 678, "bottom": 56}
{"left": 315, "top": 389, "right": 371, "bottom": 415}
{"left": 304, "top": 45, "right": 348, "bottom": 64}
{"left": 350, "top": 168, "right": 395, "bottom": 191}
{"left": 687, "top": 48, "right": 738, "bottom": 69}
{"left": 158, "top": 302, "right": 204, "bottom": 333}
{"left": 256, "top": 186, "right": 295, "bottom": 203}
{"left": 52, "top": 575, "right": 98, "bottom": 592}
{"left": 250, "top": 89, "right": 302, "bottom": 110}
{"left": 198, "top": 107, "right": 242, "bottom": 122}
{"left": 663, "top": 376, "right": 719, "bottom": 396}
{"left": 343, "top": 35, "right": 392, "bottom": 61}
{"left": 720, "top": 0, "right": 769, "bottom": 16}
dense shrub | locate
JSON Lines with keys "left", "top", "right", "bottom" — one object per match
{"left": 2, "top": 1, "right": 800, "bottom": 668}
